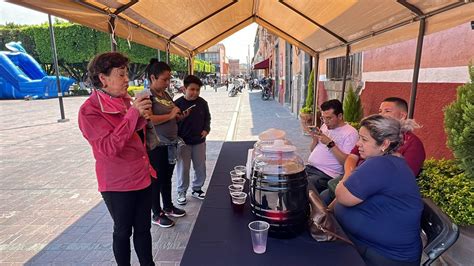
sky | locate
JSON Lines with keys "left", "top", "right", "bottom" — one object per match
{"left": 0, "top": 1, "right": 257, "bottom": 62}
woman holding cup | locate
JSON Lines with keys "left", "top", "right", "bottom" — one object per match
{"left": 78, "top": 52, "right": 155, "bottom": 265}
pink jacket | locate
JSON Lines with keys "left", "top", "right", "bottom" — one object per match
{"left": 78, "top": 90, "right": 153, "bottom": 192}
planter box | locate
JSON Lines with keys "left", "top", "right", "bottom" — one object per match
{"left": 299, "top": 112, "right": 313, "bottom": 135}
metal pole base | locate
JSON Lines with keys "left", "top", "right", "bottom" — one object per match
{"left": 57, "top": 118, "right": 70, "bottom": 123}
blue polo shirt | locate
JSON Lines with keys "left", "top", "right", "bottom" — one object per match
{"left": 335, "top": 155, "right": 423, "bottom": 262}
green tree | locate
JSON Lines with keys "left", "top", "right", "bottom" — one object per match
{"left": 343, "top": 85, "right": 363, "bottom": 122}
{"left": 443, "top": 63, "right": 474, "bottom": 179}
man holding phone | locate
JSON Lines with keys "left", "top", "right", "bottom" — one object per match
{"left": 306, "top": 99, "right": 358, "bottom": 193}
{"left": 174, "top": 75, "right": 211, "bottom": 205}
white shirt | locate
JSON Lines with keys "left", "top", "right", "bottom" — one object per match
{"left": 307, "top": 123, "right": 359, "bottom": 178}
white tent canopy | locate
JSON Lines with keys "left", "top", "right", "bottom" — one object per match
{"left": 7, "top": 0, "right": 474, "bottom": 58}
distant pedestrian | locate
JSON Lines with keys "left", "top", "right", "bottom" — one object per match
{"left": 174, "top": 75, "right": 211, "bottom": 205}
{"left": 78, "top": 52, "right": 155, "bottom": 265}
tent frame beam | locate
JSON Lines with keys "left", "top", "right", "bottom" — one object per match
{"left": 278, "top": 0, "right": 347, "bottom": 44}
{"left": 318, "top": 1, "right": 466, "bottom": 54}
{"left": 170, "top": 0, "right": 238, "bottom": 41}
{"left": 256, "top": 16, "right": 318, "bottom": 56}
{"left": 193, "top": 16, "right": 254, "bottom": 54}
{"left": 75, "top": 0, "right": 191, "bottom": 54}
{"left": 108, "top": 0, "right": 138, "bottom": 51}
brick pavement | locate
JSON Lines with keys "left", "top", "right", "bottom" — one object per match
{"left": 0, "top": 86, "right": 311, "bottom": 265}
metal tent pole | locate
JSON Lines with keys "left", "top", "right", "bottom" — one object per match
{"left": 408, "top": 18, "right": 426, "bottom": 119}
{"left": 312, "top": 54, "right": 320, "bottom": 125}
{"left": 341, "top": 45, "right": 350, "bottom": 104}
{"left": 166, "top": 42, "right": 170, "bottom": 64}
{"left": 48, "top": 15, "right": 68, "bottom": 123}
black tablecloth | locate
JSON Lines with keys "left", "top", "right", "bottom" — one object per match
{"left": 181, "top": 141, "right": 365, "bottom": 266}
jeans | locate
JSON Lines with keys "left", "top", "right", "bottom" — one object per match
{"left": 356, "top": 244, "right": 421, "bottom": 266}
{"left": 148, "top": 146, "right": 175, "bottom": 216}
{"left": 101, "top": 186, "right": 154, "bottom": 266}
{"left": 176, "top": 142, "right": 207, "bottom": 193}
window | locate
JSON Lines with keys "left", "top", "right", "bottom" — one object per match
{"left": 326, "top": 52, "right": 362, "bottom": 81}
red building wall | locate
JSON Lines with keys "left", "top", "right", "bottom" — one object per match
{"left": 364, "top": 23, "right": 474, "bottom": 71}
{"left": 361, "top": 82, "right": 460, "bottom": 159}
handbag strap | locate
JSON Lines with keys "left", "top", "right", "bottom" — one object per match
{"left": 316, "top": 223, "right": 353, "bottom": 245}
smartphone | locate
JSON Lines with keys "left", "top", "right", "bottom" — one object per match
{"left": 183, "top": 104, "right": 196, "bottom": 113}
{"left": 308, "top": 125, "right": 321, "bottom": 134}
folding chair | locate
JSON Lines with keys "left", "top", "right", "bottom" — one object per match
{"left": 421, "top": 198, "right": 459, "bottom": 266}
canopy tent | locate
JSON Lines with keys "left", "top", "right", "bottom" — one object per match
{"left": 6, "top": 0, "right": 473, "bottom": 59}
{"left": 253, "top": 58, "right": 269, "bottom": 69}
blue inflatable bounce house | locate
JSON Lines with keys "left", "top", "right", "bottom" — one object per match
{"left": 0, "top": 42, "right": 75, "bottom": 99}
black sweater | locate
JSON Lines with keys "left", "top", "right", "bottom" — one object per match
{"left": 174, "top": 96, "right": 211, "bottom": 145}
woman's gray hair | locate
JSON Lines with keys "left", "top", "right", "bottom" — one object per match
{"left": 360, "top": 114, "right": 420, "bottom": 154}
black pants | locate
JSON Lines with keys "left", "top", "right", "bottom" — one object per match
{"left": 305, "top": 165, "right": 333, "bottom": 193}
{"left": 101, "top": 186, "right": 154, "bottom": 266}
{"left": 148, "top": 145, "right": 175, "bottom": 217}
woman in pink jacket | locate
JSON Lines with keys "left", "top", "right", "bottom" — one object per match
{"left": 78, "top": 52, "right": 154, "bottom": 265}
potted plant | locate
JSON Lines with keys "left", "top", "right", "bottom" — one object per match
{"left": 343, "top": 84, "right": 363, "bottom": 125}
{"left": 300, "top": 69, "right": 315, "bottom": 135}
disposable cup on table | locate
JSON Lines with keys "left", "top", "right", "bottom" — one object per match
{"left": 230, "top": 170, "right": 244, "bottom": 181}
{"left": 232, "top": 177, "right": 246, "bottom": 187}
{"left": 228, "top": 184, "right": 244, "bottom": 194}
{"left": 234, "top": 165, "right": 247, "bottom": 179}
{"left": 248, "top": 221, "right": 270, "bottom": 254}
{"left": 230, "top": 191, "right": 247, "bottom": 212}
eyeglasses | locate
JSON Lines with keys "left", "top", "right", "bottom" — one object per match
{"left": 320, "top": 116, "right": 334, "bottom": 122}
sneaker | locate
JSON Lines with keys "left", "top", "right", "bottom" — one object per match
{"left": 177, "top": 192, "right": 187, "bottom": 205}
{"left": 151, "top": 212, "right": 175, "bottom": 228}
{"left": 191, "top": 189, "right": 206, "bottom": 200}
{"left": 163, "top": 206, "right": 186, "bottom": 218}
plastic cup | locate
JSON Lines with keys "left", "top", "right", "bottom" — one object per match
{"left": 230, "top": 191, "right": 247, "bottom": 204}
{"left": 232, "top": 177, "right": 246, "bottom": 187}
{"left": 228, "top": 184, "right": 244, "bottom": 193}
{"left": 230, "top": 191, "right": 247, "bottom": 213}
{"left": 230, "top": 170, "right": 244, "bottom": 181}
{"left": 248, "top": 221, "right": 270, "bottom": 254}
{"left": 234, "top": 165, "right": 247, "bottom": 178}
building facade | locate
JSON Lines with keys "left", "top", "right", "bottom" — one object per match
{"left": 196, "top": 43, "right": 228, "bottom": 81}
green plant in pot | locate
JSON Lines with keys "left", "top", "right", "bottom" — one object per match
{"left": 343, "top": 84, "right": 363, "bottom": 125}
{"left": 299, "top": 69, "right": 315, "bottom": 135}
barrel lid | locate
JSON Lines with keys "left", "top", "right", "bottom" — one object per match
{"left": 258, "top": 128, "right": 286, "bottom": 141}
{"left": 260, "top": 139, "right": 296, "bottom": 153}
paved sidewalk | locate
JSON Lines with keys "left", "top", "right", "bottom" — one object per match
{"left": 0, "top": 86, "right": 311, "bottom": 265}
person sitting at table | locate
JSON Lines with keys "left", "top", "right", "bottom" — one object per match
{"left": 334, "top": 114, "right": 423, "bottom": 266}
{"left": 321, "top": 97, "right": 425, "bottom": 204}
{"left": 344, "top": 97, "right": 425, "bottom": 177}
{"left": 306, "top": 99, "right": 359, "bottom": 193}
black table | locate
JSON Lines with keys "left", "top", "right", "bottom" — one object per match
{"left": 181, "top": 141, "right": 365, "bottom": 266}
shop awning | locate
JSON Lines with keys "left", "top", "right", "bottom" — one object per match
{"left": 253, "top": 58, "right": 269, "bottom": 69}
